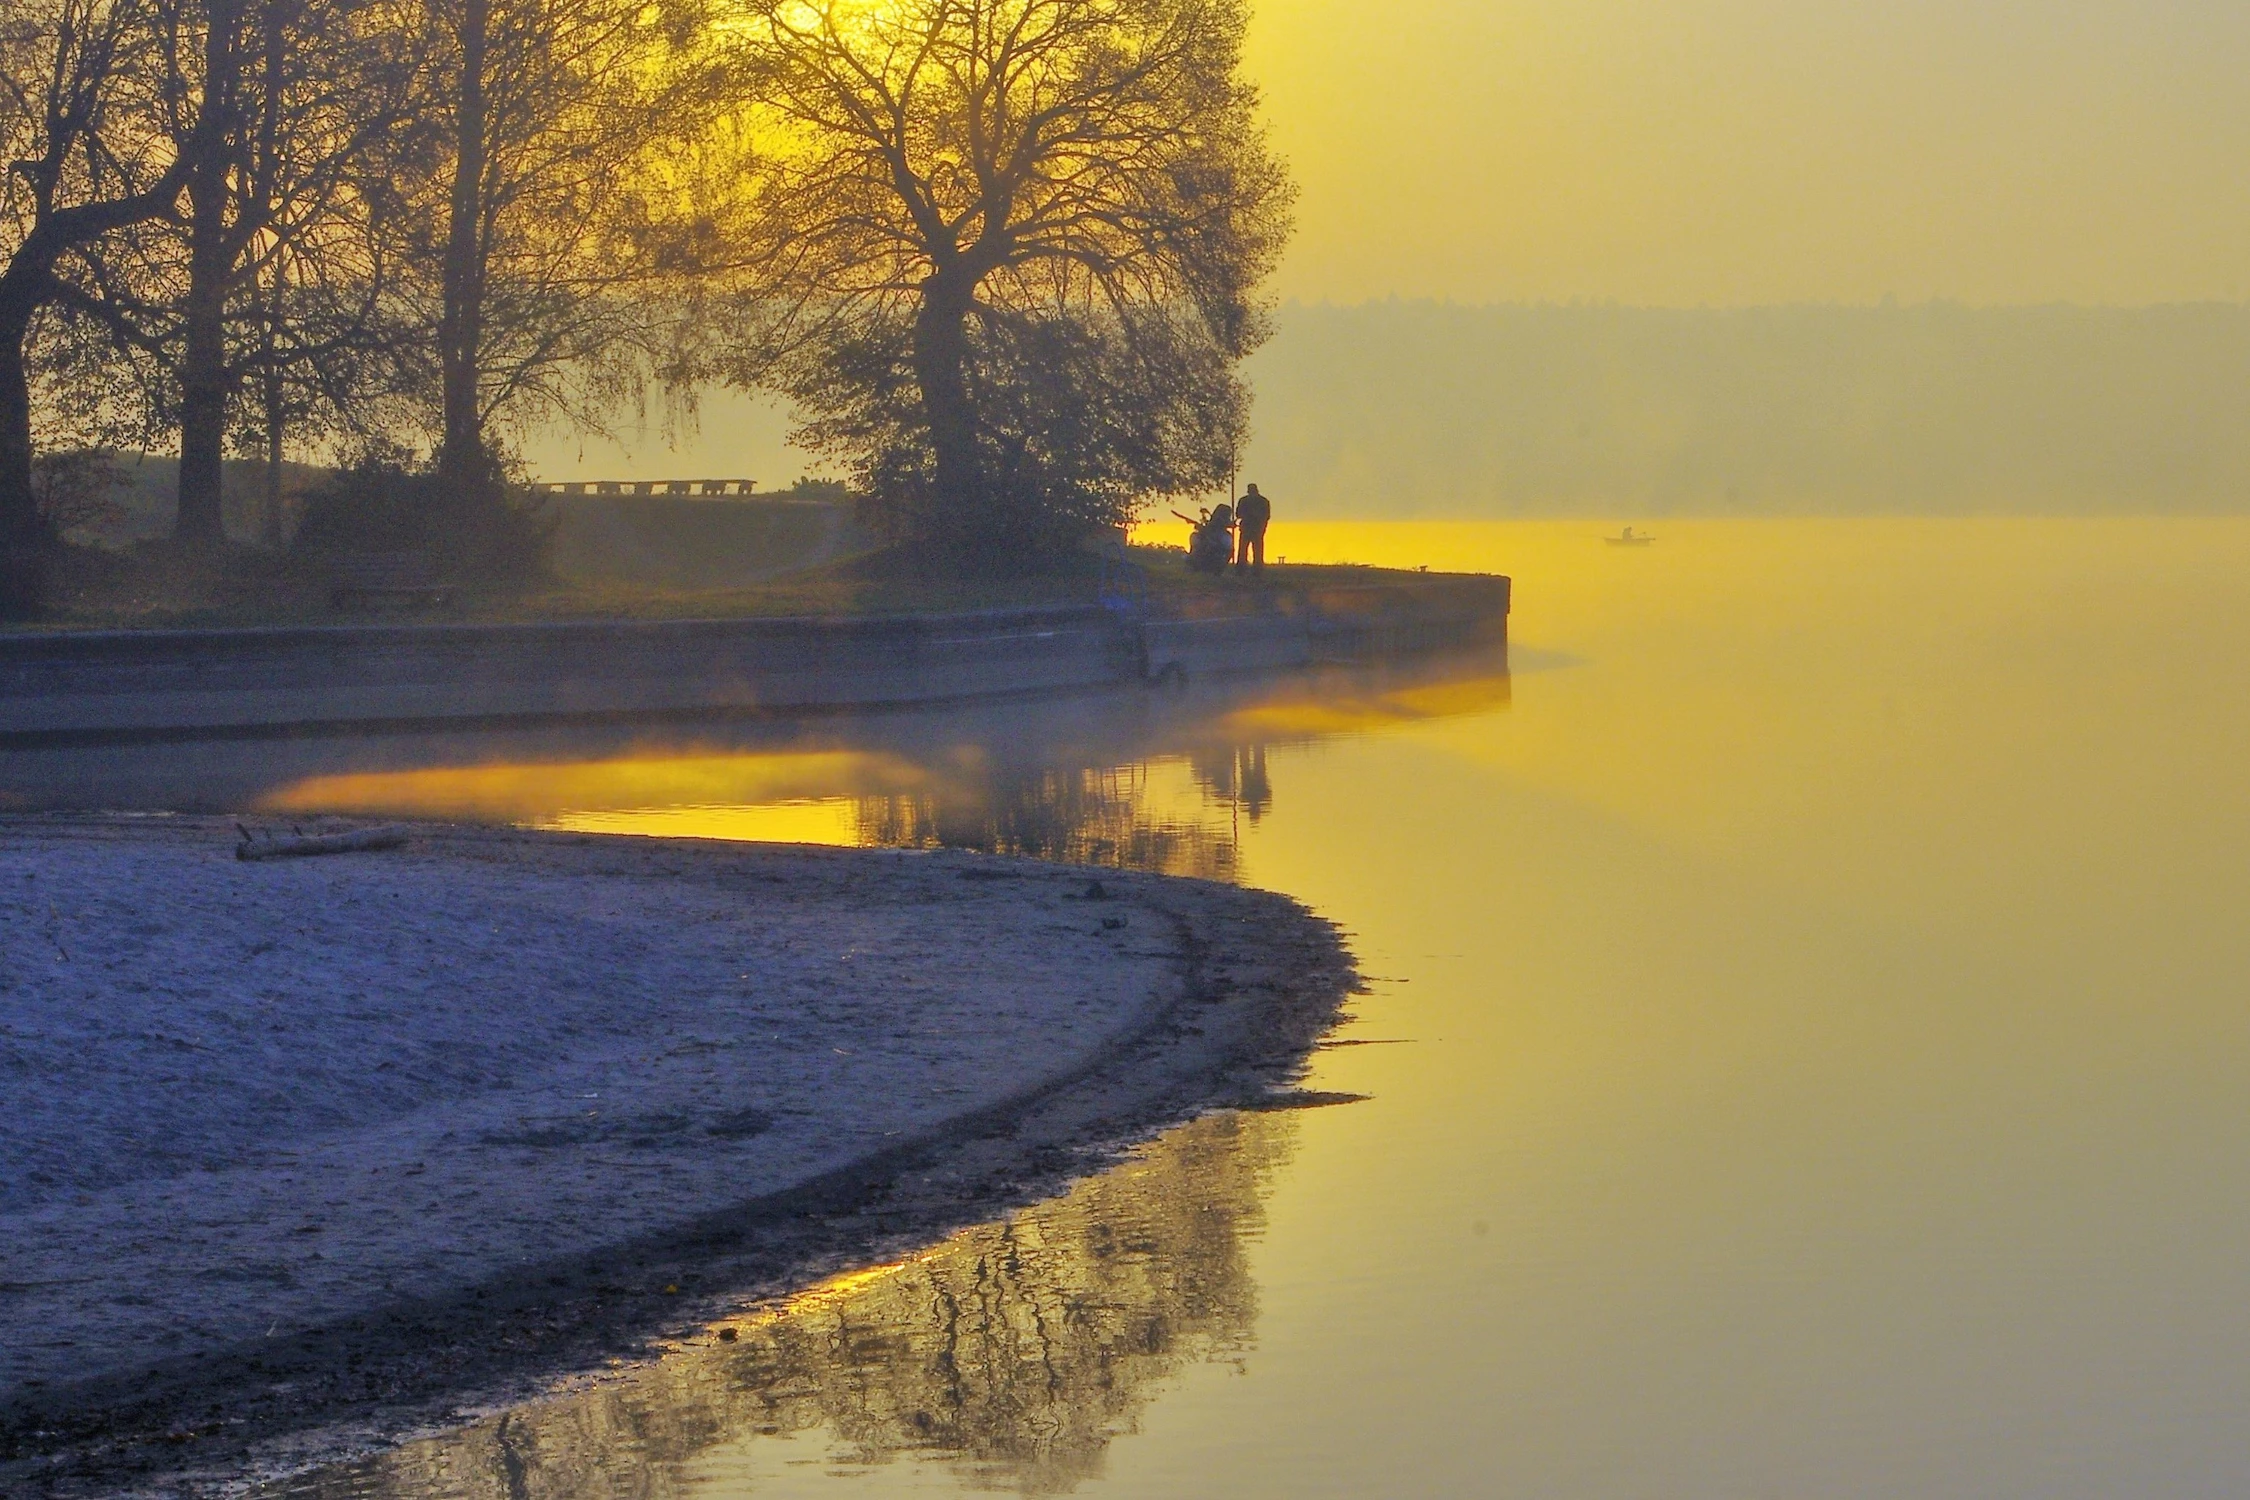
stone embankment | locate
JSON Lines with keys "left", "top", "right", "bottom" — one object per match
{"left": 0, "top": 575, "right": 1508, "bottom": 742}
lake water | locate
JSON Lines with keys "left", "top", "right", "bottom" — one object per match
{"left": 69, "top": 518, "right": 2250, "bottom": 1497}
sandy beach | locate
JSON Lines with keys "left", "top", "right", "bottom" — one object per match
{"left": 0, "top": 816, "right": 1354, "bottom": 1494}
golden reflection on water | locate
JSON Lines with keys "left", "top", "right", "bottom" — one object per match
{"left": 252, "top": 665, "right": 1513, "bottom": 882}
{"left": 241, "top": 518, "right": 2250, "bottom": 1496}
{"left": 259, "top": 750, "right": 932, "bottom": 825}
{"left": 264, "top": 1111, "right": 1296, "bottom": 1499}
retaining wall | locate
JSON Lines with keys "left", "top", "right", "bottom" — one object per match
{"left": 0, "top": 577, "right": 1507, "bottom": 743}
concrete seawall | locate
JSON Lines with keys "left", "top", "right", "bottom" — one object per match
{"left": 0, "top": 577, "right": 1508, "bottom": 742}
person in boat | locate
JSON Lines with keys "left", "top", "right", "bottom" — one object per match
{"left": 1235, "top": 483, "right": 1272, "bottom": 570}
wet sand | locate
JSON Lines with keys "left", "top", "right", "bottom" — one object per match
{"left": 0, "top": 816, "right": 1355, "bottom": 1495}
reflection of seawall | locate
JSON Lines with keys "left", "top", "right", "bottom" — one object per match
{"left": 0, "top": 579, "right": 1507, "bottom": 741}
{"left": 0, "top": 647, "right": 1512, "bottom": 828}
{"left": 275, "top": 1111, "right": 1298, "bottom": 1499}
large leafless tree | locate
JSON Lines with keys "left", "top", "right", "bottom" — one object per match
{"left": 173, "top": 0, "right": 422, "bottom": 544}
{"left": 723, "top": 0, "right": 1291, "bottom": 557}
{"left": 69, "top": 0, "right": 429, "bottom": 547}
{"left": 0, "top": 0, "right": 193, "bottom": 608}
{"left": 417, "top": 0, "right": 718, "bottom": 481}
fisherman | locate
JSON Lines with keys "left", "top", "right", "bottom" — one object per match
{"left": 1234, "top": 483, "right": 1272, "bottom": 570}
{"left": 1176, "top": 503, "right": 1234, "bottom": 573}
{"left": 1201, "top": 501, "right": 1237, "bottom": 573}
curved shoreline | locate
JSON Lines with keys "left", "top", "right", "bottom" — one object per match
{"left": 0, "top": 817, "right": 1357, "bottom": 1496}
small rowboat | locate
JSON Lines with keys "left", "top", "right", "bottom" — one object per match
{"left": 1605, "top": 526, "right": 1655, "bottom": 546}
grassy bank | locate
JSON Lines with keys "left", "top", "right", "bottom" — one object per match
{"left": 13, "top": 541, "right": 1497, "bottom": 633}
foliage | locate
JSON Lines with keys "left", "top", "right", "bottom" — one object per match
{"left": 29, "top": 450, "right": 130, "bottom": 539}
{"left": 0, "top": 0, "right": 198, "bottom": 610}
{"left": 55, "top": 0, "right": 433, "bottom": 547}
{"left": 290, "top": 455, "right": 552, "bottom": 580}
{"left": 719, "top": 0, "right": 1292, "bottom": 569}
{"left": 801, "top": 302, "right": 1250, "bottom": 559}
{"left": 3, "top": 0, "right": 1292, "bottom": 614}
{"left": 780, "top": 475, "right": 851, "bottom": 502}
{"left": 411, "top": 0, "right": 732, "bottom": 477}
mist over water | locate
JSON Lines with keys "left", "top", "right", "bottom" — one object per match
{"left": 1241, "top": 304, "right": 2250, "bottom": 516}
{"left": 525, "top": 303, "right": 2250, "bottom": 520}
{"left": 163, "top": 517, "right": 2250, "bottom": 1496}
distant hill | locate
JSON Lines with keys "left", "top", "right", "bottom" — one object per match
{"left": 1239, "top": 302, "right": 2250, "bottom": 516}
{"left": 69, "top": 453, "right": 861, "bottom": 584}
{"left": 548, "top": 493, "right": 866, "bottom": 587}
{"left": 92, "top": 452, "right": 332, "bottom": 544}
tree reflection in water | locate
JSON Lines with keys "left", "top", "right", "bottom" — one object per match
{"left": 1192, "top": 743, "right": 1273, "bottom": 824}
{"left": 857, "top": 760, "right": 1241, "bottom": 881}
{"left": 847, "top": 657, "right": 1509, "bottom": 876}
{"left": 265, "top": 1110, "right": 1297, "bottom": 1499}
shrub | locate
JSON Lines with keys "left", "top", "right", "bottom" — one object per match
{"left": 291, "top": 460, "right": 553, "bottom": 584}
{"left": 31, "top": 451, "right": 130, "bottom": 543}
{"left": 782, "top": 476, "right": 851, "bottom": 503}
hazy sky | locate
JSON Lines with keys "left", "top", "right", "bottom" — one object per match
{"left": 527, "top": 0, "right": 2250, "bottom": 481}
{"left": 1250, "top": 0, "right": 2250, "bottom": 306}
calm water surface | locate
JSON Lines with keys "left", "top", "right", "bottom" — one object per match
{"left": 151, "top": 519, "right": 2250, "bottom": 1496}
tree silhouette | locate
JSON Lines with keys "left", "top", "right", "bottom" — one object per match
{"left": 0, "top": 0, "right": 195, "bottom": 612}
{"left": 416, "top": 0, "right": 716, "bottom": 482}
{"left": 724, "top": 0, "right": 1291, "bottom": 563}
{"left": 64, "top": 0, "right": 427, "bottom": 549}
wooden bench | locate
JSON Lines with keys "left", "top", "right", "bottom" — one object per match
{"left": 328, "top": 551, "right": 449, "bottom": 609}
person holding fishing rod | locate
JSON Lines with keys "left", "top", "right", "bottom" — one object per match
{"left": 1174, "top": 500, "right": 1236, "bottom": 573}
{"left": 1173, "top": 478, "right": 1275, "bottom": 575}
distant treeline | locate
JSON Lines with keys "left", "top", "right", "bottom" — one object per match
{"left": 1243, "top": 302, "right": 2250, "bottom": 515}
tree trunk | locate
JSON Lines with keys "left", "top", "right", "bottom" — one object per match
{"left": 175, "top": 1, "right": 239, "bottom": 551}
{"left": 0, "top": 294, "right": 39, "bottom": 546}
{"left": 0, "top": 289, "right": 46, "bottom": 618}
{"left": 262, "top": 387, "right": 285, "bottom": 545}
{"left": 257, "top": 251, "right": 286, "bottom": 546}
{"left": 436, "top": 0, "right": 489, "bottom": 481}
{"left": 175, "top": 212, "right": 232, "bottom": 548}
{"left": 912, "top": 277, "right": 980, "bottom": 539}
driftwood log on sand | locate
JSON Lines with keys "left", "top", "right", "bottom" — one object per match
{"left": 235, "top": 824, "right": 411, "bottom": 861}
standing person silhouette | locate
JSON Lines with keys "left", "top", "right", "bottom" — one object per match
{"left": 1234, "top": 483, "right": 1272, "bottom": 570}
